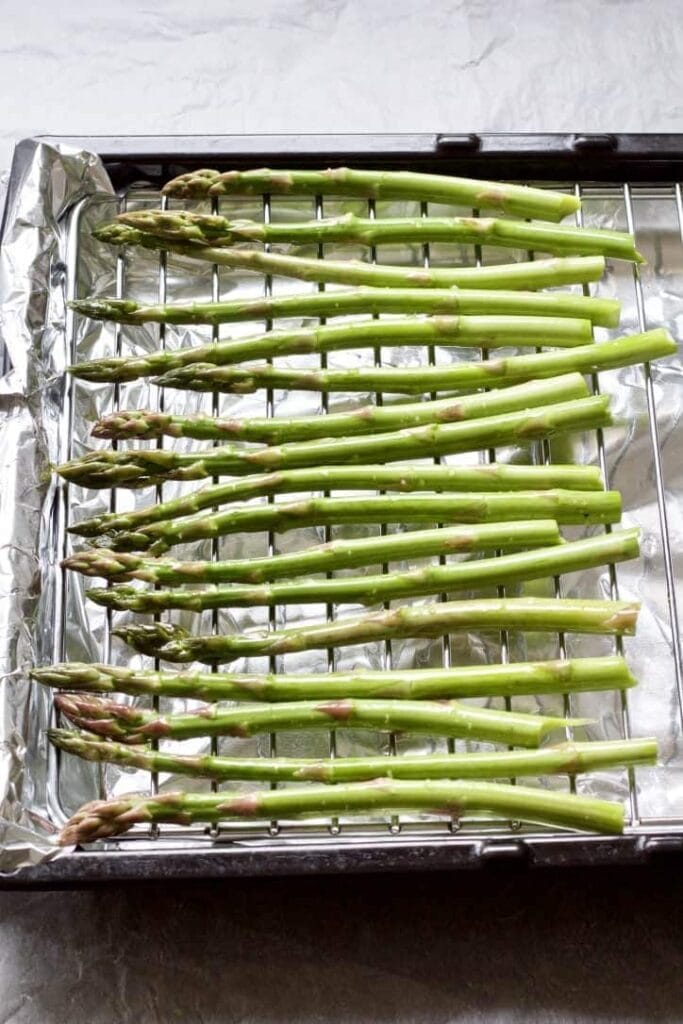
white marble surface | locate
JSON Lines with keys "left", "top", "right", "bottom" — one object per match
{"left": 2, "top": 1, "right": 683, "bottom": 1020}
{"left": 2, "top": 0, "right": 683, "bottom": 172}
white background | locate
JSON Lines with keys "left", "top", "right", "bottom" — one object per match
{"left": 2, "top": 0, "right": 683, "bottom": 171}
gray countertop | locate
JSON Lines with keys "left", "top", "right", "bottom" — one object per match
{"left": 3, "top": 1, "right": 683, "bottom": 1019}
{"left": 3, "top": 865, "right": 683, "bottom": 1022}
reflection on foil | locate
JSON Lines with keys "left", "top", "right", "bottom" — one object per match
{"left": 1, "top": 140, "right": 682, "bottom": 874}
{"left": 0, "top": 139, "right": 112, "bottom": 872}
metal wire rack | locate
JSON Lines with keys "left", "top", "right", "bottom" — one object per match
{"left": 17, "top": 135, "right": 682, "bottom": 881}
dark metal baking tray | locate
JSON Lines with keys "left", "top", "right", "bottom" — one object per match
{"left": 3, "top": 132, "right": 682, "bottom": 887}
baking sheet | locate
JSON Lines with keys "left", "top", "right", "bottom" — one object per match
{"left": 1, "top": 138, "right": 682, "bottom": 873}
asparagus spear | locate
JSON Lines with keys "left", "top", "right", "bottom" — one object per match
{"left": 69, "top": 286, "right": 620, "bottom": 329}
{"left": 70, "top": 315, "right": 594, "bottom": 384}
{"left": 63, "top": 520, "right": 562, "bottom": 583}
{"left": 33, "top": 654, "right": 635, "bottom": 701}
{"left": 58, "top": 781, "right": 625, "bottom": 845}
{"left": 119, "top": 209, "right": 644, "bottom": 262}
{"left": 114, "top": 597, "right": 639, "bottom": 663}
{"left": 108, "top": 491, "right": 621, "bottom": 556}
{"left": 87, "top": 529, "right": 640, "bottom": 613}
{"left": 56, "top": 395, "right": 612, "bottom": 489}
{"left": 69, "top": 463, "right": 604, "bottom": 540}
{"left": 161, "top": 166, "right": 580, "bottom": 222}
{"left": 91, "top": 371, "right": 590, "bottom": 445}
{"left": 49, "top": 730, "right": 655, "bottom": 784}
{"left": 96, "top": 222, "right": 606, "bottom": 291}
{"left": 157, "top": 328, "right": 676, "bottom": 396}
{"left": 54, "top": 692, "right": 587, "bottom": 748}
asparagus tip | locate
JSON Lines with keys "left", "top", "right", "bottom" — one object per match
{"left": 69, "top": 298, "right": 140, "bottom": 321}
{"left": 57, "top": 797, "right": 147, "bottom": 846}
{"left": 47, "top": 727, "right": 83, "bottom": 751}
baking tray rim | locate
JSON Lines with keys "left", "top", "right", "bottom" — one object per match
{"left": 4, "top": 829, "right": 683, "bottom": 889}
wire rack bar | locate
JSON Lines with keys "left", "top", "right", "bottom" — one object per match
{"left": 624, "top": 184, "right": 683, "bottom": 704}
{"left": 574, "top": 185, "right": 638, "bottom": 825}
{"left": 209, "top": 194, "right": 221, "bottom": 810}
{"left": 314, "top": 192, "right": 342, "bottom": 836}
{"left": 366, "top": 196, "right": 402, "bottom": 835}
{"left": 261, "top": 192, "right": 281, "bottom": 837}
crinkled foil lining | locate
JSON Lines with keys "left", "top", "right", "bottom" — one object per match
{"left": 1, "top": 139, "right": 682, "bottom": 874}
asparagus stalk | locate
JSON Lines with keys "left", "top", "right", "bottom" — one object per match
{"left": 91, "top": 371, "right": 590, "bottom": 444}
{"left": 70, "top": 315, "right": 594, "bottom": 384}
{"left": 69, "top": 463, "right": 604, "bottom": 540}
{"left": 87, "top": 529, "right": 640, "bottom": 613}
{"left": 108, "top": 491, "right": 621, "bottom": 556}
{"left": 58, "top": 781, "right": 625, "bottom": 845}
{"left": 114, "top": 597, "right": 639, "bottom": 663}
{"left": 157, "top": 328, "right": 676, "bottom": 396}
{"left": 63, "top": 520, "right": 562, "bottom": 583}
{"left": 119, "top": 209, "right": 644, "bottom": 262}
{"left": 161, "top": 166, "right": 580, "bottom": 222}
{"left": 69, "top": 286, "right": 620, "bottom": 329}
{"left": 56, "top": 395, "right": 612, "bottom": 489}
{"left": 54, "top": 693, "right": 587, "bottom": 748}
{"left": 33, "top": 654, "right": 635, "bottom": 701}
{"left": 49, "top": 730, "right": 655, "bottom": 785}
{"left": 96, "top": 222, "right": 606, "bottom": 291}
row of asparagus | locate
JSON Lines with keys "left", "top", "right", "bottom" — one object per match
{"left": 46, "top": 679, "right": 653, "bottom": 844}
{"left": 60, "top": 357, "right": 675, "bottom": 490}
{"left": 45, "top": 167, "right": 669, "bottom": 845}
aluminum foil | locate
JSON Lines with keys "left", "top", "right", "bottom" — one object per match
{"left": 0, "top": 139, "right": 112, "bottom": 872}
{"left": 1, "top": 139, "right": 682, "bottom": 875}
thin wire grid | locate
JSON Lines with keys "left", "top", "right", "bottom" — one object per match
{"left": 315, "top": 192, "right": 341, "bottom": 837}
{"left": 149, "top": 194, "right": 169, "bottom": 826}
{"left": 473, "top": 214, "right": 523, "bottom": 829}
{"left": 367, "top": 197, "right": 401, "bottom": 835}
{"left": 53, "top": 180, "right": 683, "bottom": 843}
{"left": 262, "top": 193, "right": 281, "bottom": 837}
{"left": 574, "top": 185, "right": 636, "bottom": 824}
{"left": 418, "top": 202, "right": 466, "bottom": 836}
{"left": 210, "top": 194, "right": 221, "bottom": 814}
{"left": 99, "top": 205, "right": 127, "bottom": 803}
{"left": 52, "top": 193, "right": 124, "bottom": 814}
{"left": 526, "top": 231, "right": 575, "bottom": 795}
{"left": 626, "top": 184, "right": 683, "bottom": 701}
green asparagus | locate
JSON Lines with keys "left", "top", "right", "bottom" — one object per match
{"left": 63, "top": 520, "right": 562, "bottom": 583}
{"left": 42, "top": 166, "right": 654, "bottom": 851}
{"left": 33, "top": 654, "right": 635, "bottom": 701}
{"left": 157, "top": 329, "right": 677, "bottom": 396}
{"left": 49, "top": 730, "right": 655, "bottom": 784}
{"left": 119, "top": 209, "right": 644, "bottom": 262}
{"left": 56, "top": 395, "right": 612, "bottom": 489}
{"left": 161, "top": 166, "right": 581, "bottom": 222}
{"left": 96, "top": 222, "right": 606, "bottom": 291}
{"left": 108, "top": 491, "right": 621, "bottom": 556}
{"left": 87, "top": 529, "right": 640, "bottom": 613}
{"left": 91, "top": 371, "right": 590, "bottom": 444}
{"left": 69, "top": 286, "right": 620, "bottom": 328}
{"left": 54, "top": 693, "right": 587, "bottom": 748}
{"left": 70, "top": 315, "right": 594, "bottom": 385}
{"left": 114, "top": 597, "right": 639, "bottom": 663}
{"left": 69, "top": 463, "right": 604, "bottom": 540}
{"left": 59, "top": 780, "right": 625, "bottom": 845}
